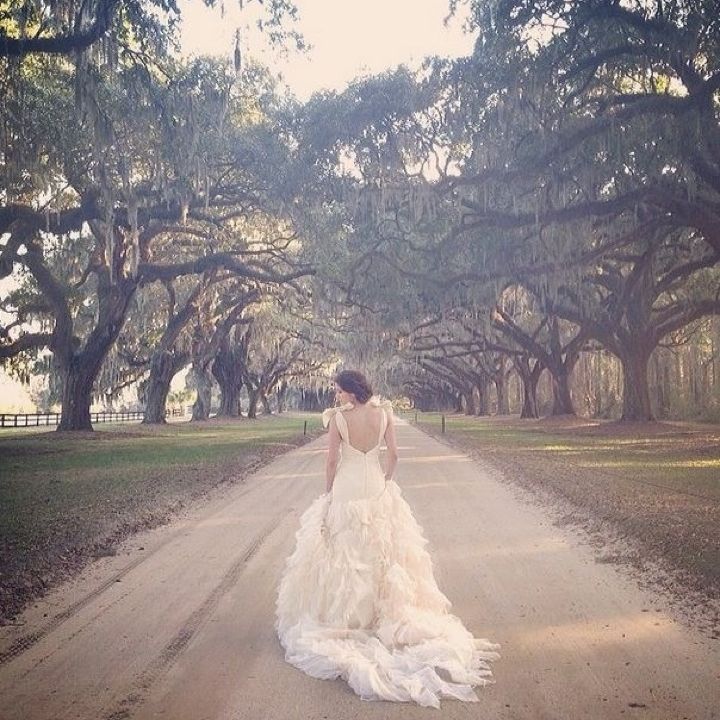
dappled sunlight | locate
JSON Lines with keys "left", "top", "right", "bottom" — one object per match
{"left": 662, "top": 458, "right": 720, "bottom": 468}
{"left": 576, "top": 458, "right": 720, "bottom": 470}
{"left": 519, "top": 441, "right": 720, "bottom": 479}
{"left": 439, "top": 536, "right": 569, "bottom": 560}
{"left": 296, "top": 447, "right": 326, "bottom": 456}
{"left": 540, "top": 440, "right": 718, "bottom": 454}
{"left": 401, "top": 481, "right": 474, "bottom": 490}
{"left": 515, "top": 611, "right": 679, "bottom": 652}
{"left": 598, "top": 437, "right": 697, "bottom": 446}
{"left": 402, "top": 454, "right": 471, "bottom": 464}
{"left": 256, "top": 472, "right": 319, "bottom": 480}
{"left": 438, "top": 536, "right": 571, "bottom": 564}
{"left": 194, "top": 513, "right": 271, "bottom": 529}
{"left": 540, "top": 444, "right": 616, "bottom": 453}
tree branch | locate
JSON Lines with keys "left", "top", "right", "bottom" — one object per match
{"left": 0, "top": 0, "right": 121, "bottom": 58}
{"left": 0, "top": 332, "right": 54, "bottom": 359}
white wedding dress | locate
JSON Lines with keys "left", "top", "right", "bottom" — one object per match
{"left": 275, "top": 401, "right": 499, "bottom": 708}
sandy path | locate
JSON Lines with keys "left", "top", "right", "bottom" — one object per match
{"left": 0, "top": 420, "right": 717, "bottom": 720}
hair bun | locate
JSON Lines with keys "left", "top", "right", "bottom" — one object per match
{"left": 334, "top": 370, "right": 373, "bottom": 404}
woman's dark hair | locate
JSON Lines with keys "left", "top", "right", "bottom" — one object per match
{"left": 334, "top": 370, "right": 373, "bottom": 404}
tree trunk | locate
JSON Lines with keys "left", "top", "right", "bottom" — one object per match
{"left": 212, "top": 346, "right": 244, "bottom": 417}
{"left": 217, "top": 382, "right": 243, "bottom": 417}
{"left": 651, "top": 352, "right": 663, "bottom": 418}
{"left": 260, "top": 392, "right": 272, "bottom": 415}
{"left": 495, "top": 376, "right": 509, "bottom": 415}
{"left": 276, "top": 383, "right": 287, "bottom": 413}
{"left": 58, "top": 359, "right": 95, "bottom": 431}
{"left": 518, "top": 368, "right": 540, "bottom": 419}
{"left": 299, "top": 388, "right": 310, "bottom": 411}
{"left": 191, "top": 365, "right": 213, "bottom": 421}
{"left": 619, "top": 347, "right": 654, "bottom": 421}
{"left": 143, "top": 352, "right": 183, "bottom": 424}
{"left": 56, "top": 281, "right": 137, "bottom": 431}
{"left": 544, "top": 316, "right": 580, "bottom": 416}
{"left": 549, "top": 363, "right": 576, "bottom": 416}
{"left": 476, "top": 379, "right": 490, "bottom": 415}
{"left": 247, "top": 387, "right": 259, "bottom": 419}
{"left": 463, "top": 388, "right": 476, "bottom": 415}
{"left": 513, "top": 356, "right": 543, "bottom": 420}
{"left": 299, "top": 386, "right": 325, "bottom": 411}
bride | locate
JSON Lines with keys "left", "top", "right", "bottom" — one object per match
{"left": 275, "top": 370, "right": 499, "bottom": 708}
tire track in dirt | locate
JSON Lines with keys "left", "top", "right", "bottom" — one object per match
{"left": 0, "top": 479, "right": 278, "bottom": 668}
{"left": 101, "top": 510, "right": 289, "bottom": 720}
{"left": 11, "top": 587, "right": 136, "bottom": 680}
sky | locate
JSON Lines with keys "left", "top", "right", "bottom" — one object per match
{"left": 178, "top": 0, "right": 476, "bottom": 100}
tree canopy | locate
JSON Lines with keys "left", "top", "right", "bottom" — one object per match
{"left": 2, "top": 0, "right": 720, "bottom": 426}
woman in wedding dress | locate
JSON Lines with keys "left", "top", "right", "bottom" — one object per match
{"left": 275, "top": 370, "right": 499, "bottom": 708}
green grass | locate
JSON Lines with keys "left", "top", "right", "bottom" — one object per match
{"left": 0, "top": 414, "right": 323, "bottom": 621}
{"left": 414, "top": 412, "right": 720, "bottom": 498}
{"left": 0, "top": 414, "right": 323, "bottom": 531}
{"left": 412, "top": 412, "right": 720, "bottom": 605}
{"left": 1, "top": 414, "right": 321, "bottom": 472}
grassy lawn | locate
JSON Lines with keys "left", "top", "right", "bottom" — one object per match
{"left": 414, "top": 412, "right": 720, "bottom": 498}
{"left": 412, "top": 412, "right": 720, "bottom": 623}
{"left": 0, "top": 414, "right": 322, "bottom": 623}
{"left": 1, "top": 414, "right": 320, "bottom": 474}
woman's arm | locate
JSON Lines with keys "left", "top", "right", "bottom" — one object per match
{"left": 383, "top": 409, "right": 398, "bottom": 482}
{"left": 325, "top": 417, "right": 341, "bottom": 493}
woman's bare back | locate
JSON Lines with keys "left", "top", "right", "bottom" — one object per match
{"left": 341, "top": 405, "right": 385, "bottom": 453}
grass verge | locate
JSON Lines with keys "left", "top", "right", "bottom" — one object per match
{"left": 0, "top": 414, "right": 322, "bottom": 624}
{"left": 411, "top": 412, "right": 720, "bottom": 635}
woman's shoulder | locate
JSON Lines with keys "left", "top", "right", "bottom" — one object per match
{"left": 322, "top": 397, "right": 393, "bottom": 428}
{"left": 352, "top": 397, "right": 393, "bottom": 416}
{"left": 367, "top": 396, "right": 393, "bottom": 413}
{"left": 321, "top": 403, "right": 353, "bottom": 428}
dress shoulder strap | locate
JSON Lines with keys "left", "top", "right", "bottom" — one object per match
{"left": 335, "top": 411, "right": 349, "bottom": 442}
{"left": 367, "top": 396, "right": 392, "bottom": 446}
{"left": 377, "top": 407, "right": 388, "bottom": 445}
{"left": 321, "top": 402, "right": 354, "bottom": 429}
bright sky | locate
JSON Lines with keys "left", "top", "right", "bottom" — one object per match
{"left": 178, "top": 0, "right": 475, "bottom": 100}
{"left": 0, "top": 369, "right": 33, "bottom": 412}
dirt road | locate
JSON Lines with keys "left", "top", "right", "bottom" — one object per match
{"left": 1, "top": 420, "right": 717, "bottom": 719}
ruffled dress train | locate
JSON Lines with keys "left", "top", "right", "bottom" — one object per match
{"left": 275, "top": 406, "right": 499, "bottom": 708}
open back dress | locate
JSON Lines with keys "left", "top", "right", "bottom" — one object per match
{"left": 275, "top": 400, "right": 499, "bottom": 708}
